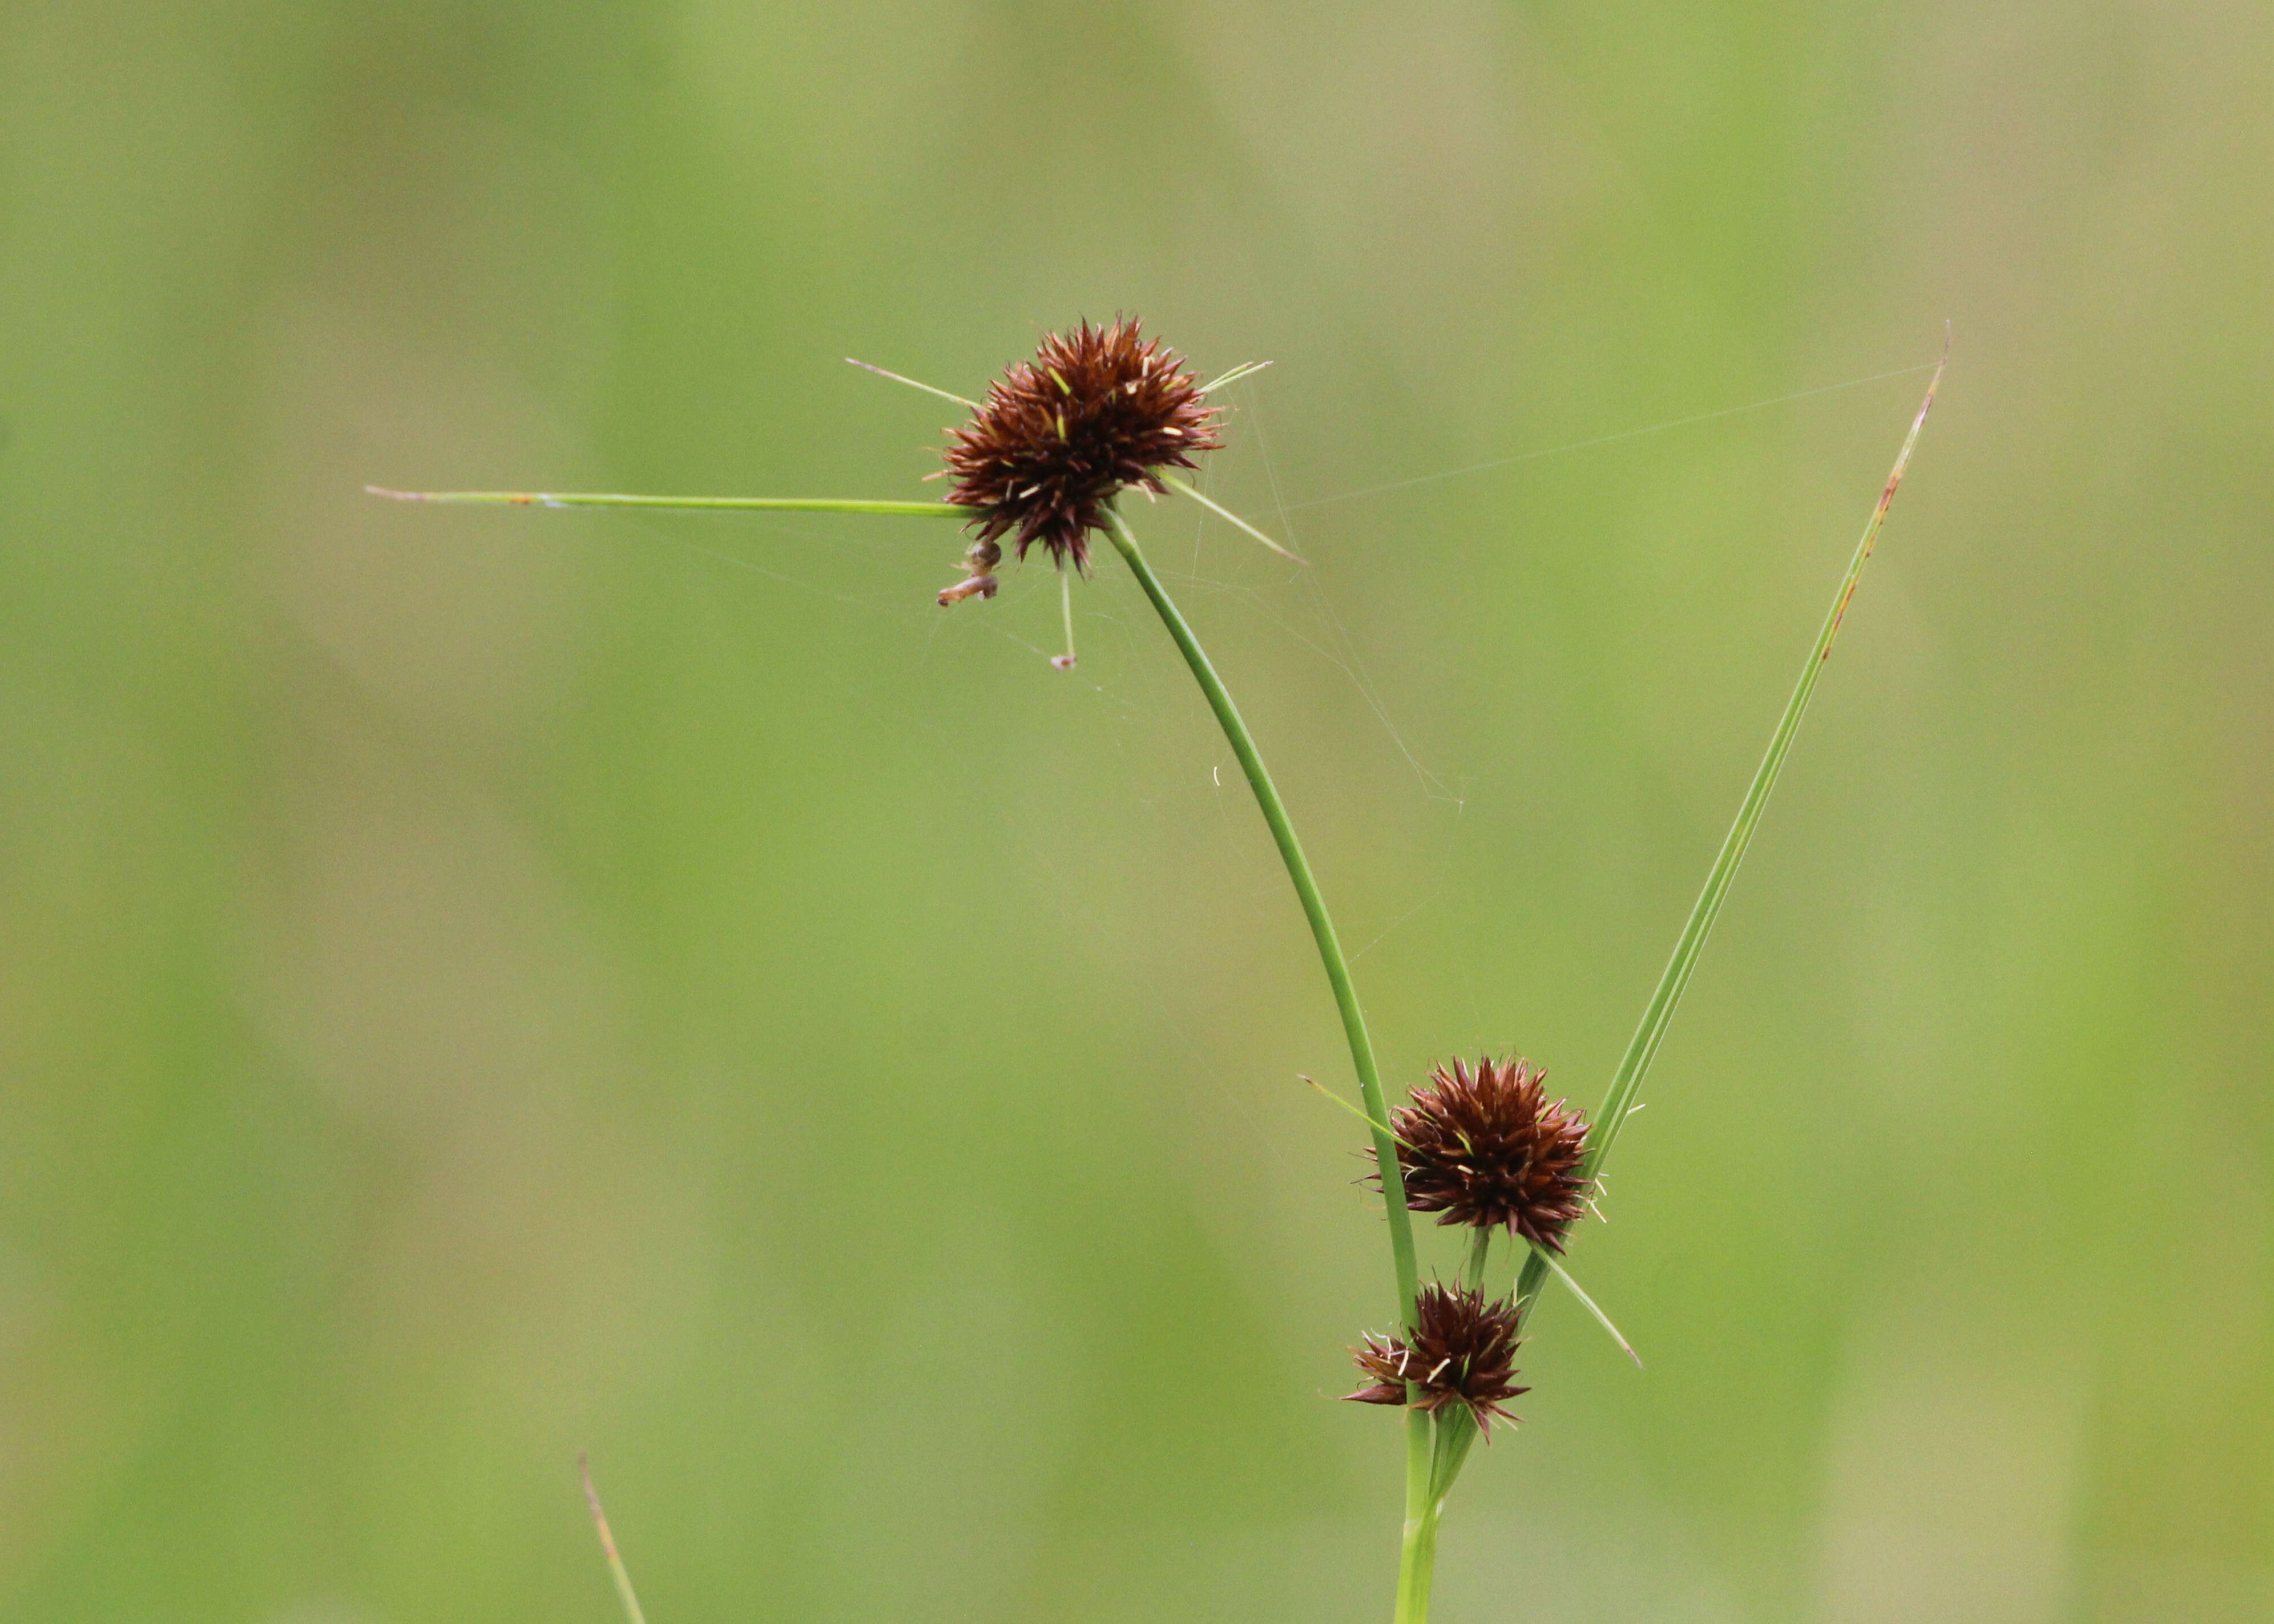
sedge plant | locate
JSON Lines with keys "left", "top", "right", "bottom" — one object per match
{"left": 374, "top": 318, "right": 1943, "bottom": 1624}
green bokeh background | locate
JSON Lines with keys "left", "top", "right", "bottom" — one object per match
{"left": 4, "top": 3, "right": 2269, "bottom": 1621}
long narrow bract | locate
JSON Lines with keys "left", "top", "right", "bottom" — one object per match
{"left": 1511, "top": 342, "right": 1948, "bottom": 1319}
{"left": 368, "top": 486, "right": 963, "bottom": 517}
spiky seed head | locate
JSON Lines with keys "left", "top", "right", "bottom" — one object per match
{"left": 941, "top": 318, "right": 1224, "bottom": 573}
{"left": 1372, "top": 1055, "right": 1592, "bottom": 1252}
{"left": 1345, "top": 1282, "right": 1527, "bottom": 1435}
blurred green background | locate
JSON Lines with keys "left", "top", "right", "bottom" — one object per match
{"left": 4, "top": 2, "right": 2269, "bottom": 1621}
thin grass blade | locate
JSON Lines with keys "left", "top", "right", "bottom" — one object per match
{"left": 1156, "top": 472, "right": 1307, "bottom": 561}
{"left": 845, "top": 358, "right": 980, "bottom": 410}
{"left": 1515, "top": 345, "right": 1946, "bottom": 1312}
{"left": 1199, "top": 359, "right": 1273, "bottom": 394}
{"left": 579, "top": 1453, "right": 650, "bottom": 1624}
{"left": 367, "top": 487, "right": 965, "bottom": 518}
{"left": 1298, "top": 1073, "right": 1416, "bottom": 1151}
{"left": 1527, "top": 1242, "right": 1642, "bottom": 1366}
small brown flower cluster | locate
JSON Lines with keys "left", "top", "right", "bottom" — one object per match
{"left": 1346, "top": 1283, "right": 1527, "bottom": 1433}
{"left": 940, "top": 318, "right": 1222, "bottom": 575}
{"left": 1345, "top": 1055, "right": 1593, "bottom": 1435}
{"left": 1380, "top": 1055, "right": 1592, "bottom": 1253}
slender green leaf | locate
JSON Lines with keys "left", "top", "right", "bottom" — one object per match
{"left": 367, "top": 487, "right": 963, "bottom": 517}
{"left": 1199, "top": 359, "right": 1273, "bottom": 393}
{"left": 1298, "top": 1074, "right": 1416, "bottom": 1152}
{"left": 1156, "top": 472, "right": 1306, "bottom": 562}
{"left": 1527, "top": 1242, "right": 1642, "bottom": 1366}
{"left": 844, "top": 357, "right": 979, "bottom": 409}
{"left": 1515, "top": 345, "right": 1946, "bottom": 1314}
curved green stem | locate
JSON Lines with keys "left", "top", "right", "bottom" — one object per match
{"left": 1103, "top": 507, "right": 1418, "bottom": 1319}
{"left": 1102, "top": 508, "right": 1433, "bottom": 1624}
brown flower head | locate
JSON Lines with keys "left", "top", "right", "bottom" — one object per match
{"left": 941, "top": 318, "right": 1224, "bottom": 573}
{"left": 1346, "top": 1282, "right": 1527, "bottom": 1435}
{"left": 1372, "top": 1055, "right": 1592, "bottom": 1252}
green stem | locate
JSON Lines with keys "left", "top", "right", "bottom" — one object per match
{"left": 1396, "top": 1487, "right": 1442, "bottom": 1624}
{"left": 365, "top": 486, "right": 965, "bottom": 517}
{"left": 1399, "top": 1401, "right": 1436, "bottom": 1609}
{"left": 1103, "top": 508, "right": 1419, "bottom": 1319}
{"left": 1397, "top": 1410, "right": 1440, "bottom": 1624}
{"left": 1102, "top": 507, "right": 1433, "bottom": 1624}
